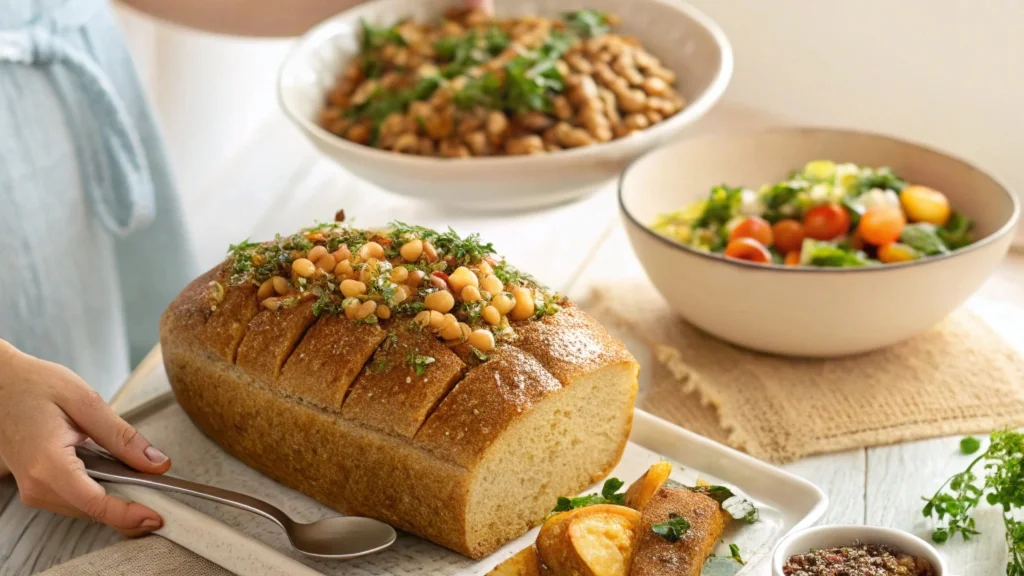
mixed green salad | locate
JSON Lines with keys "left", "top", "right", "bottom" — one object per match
{"left": 651, "top": 161, "right": 974, "bottom": 267}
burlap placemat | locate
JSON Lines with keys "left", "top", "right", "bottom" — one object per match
{"left": 38, "top": 536, "right": 231, "bottom": 576}
{"left": 584, "top": 282, "right": 1024, "bottom": 464}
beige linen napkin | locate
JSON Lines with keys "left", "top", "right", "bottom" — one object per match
{"left": 584, "top": 282, "right": 1024, "bottom": 463}
{"left": 37, "top": 536, "right": 231, "bottom": 576}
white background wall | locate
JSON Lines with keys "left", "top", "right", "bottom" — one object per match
{"left": 114, "top": 0, "right": 1024, "bottom": 241}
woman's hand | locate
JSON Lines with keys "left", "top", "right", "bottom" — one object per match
{"left": 0, "top": 340, "right": 170, "bottom": 537}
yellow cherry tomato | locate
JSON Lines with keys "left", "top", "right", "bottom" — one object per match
{"left": 900, "top": 185, "right": 951, "bottom": 226}
{"left": 858, "top": 205, "right": 905, "bottom": 245}
{"left": 878, "top": 242, "right": 919, "bottom": 264}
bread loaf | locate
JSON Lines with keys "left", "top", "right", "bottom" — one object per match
{"left": 160, "top": 220, "right": 638, "bottom": 558}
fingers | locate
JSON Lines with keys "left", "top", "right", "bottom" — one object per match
{"left": 54, "top": 380, "right": 171, "bottom": 475}
{"left": 48, "top": 448, "right": 163, "bottom": 533}
{"left": 0, "top": 455, "right": 10, "bottom": 478}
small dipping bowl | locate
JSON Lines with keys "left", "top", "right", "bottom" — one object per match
{"left": 772, "top": 524, "right": 950, "bottom": 576}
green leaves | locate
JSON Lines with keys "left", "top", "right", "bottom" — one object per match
{"left": 651, "top": 513, "right": 691, "bottom": 543}
{"left": 938, "top": 211, "right": 973, "bottom": 249}
{"left": 922, "top": 430, "right": 1024, "bottom": 575}
{"left": 360, "top": 18, "right": 405, "bottom": 51}
{"left": 688, "top": 485, "right": 760, "bottom": 524}
{"left": 696, "top": 185, "right": 743, "bottom": 227}
{"left": 551, "top": 478, "right": 626, "bottom": 512}
{"left": 405, "top": 351, "right": 435, "bottom": 376}
{"left": 961, "top": 436, "right": 982, "bottom": 455}
{"left": 564, "top": 10, "right": 611, "bottom": 37}
{"left": 801, "top": 239, "right": 872, "bottom": 268}
{"left": 900, "top": 223, "right": 950, "bottom": 256}
{"left": 728, "top": 543, "right": 744, "bottom": 565}
{"left": 853, "top": 167, "right": 906, "bottom": 196}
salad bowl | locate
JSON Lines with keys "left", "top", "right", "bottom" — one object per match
{"left": 619, "top": 128, "right": 1019, "bottom": 357}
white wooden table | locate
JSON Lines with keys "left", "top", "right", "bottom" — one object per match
{"left": 2, "top": 102, "right": 1022, "bottom": 575}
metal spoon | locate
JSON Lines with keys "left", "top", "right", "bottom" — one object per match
{"left": 75, "top": 446, "right": 397, "bottom": 559}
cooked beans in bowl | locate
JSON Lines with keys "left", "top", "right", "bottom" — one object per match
{"left": 318, "top": 7, "right": 686, "bottom": 157}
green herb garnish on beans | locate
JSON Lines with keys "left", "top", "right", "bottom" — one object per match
{"left": 922, "top": 430, "right": 1024, "bottom": 575}
{"left": 651, "top": 513, "right": 691, "bottom": 543}
{"left": 563, "top": 9, "right": 611, "bottom": 37}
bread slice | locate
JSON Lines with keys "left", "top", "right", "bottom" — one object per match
{"left": 161, "top": 260, "right": 637, "bottom": 558}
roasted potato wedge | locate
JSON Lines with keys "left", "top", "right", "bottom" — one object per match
{"left": 629, "top": 487, "right": 729, "bottom": 576}
{"left": 624, "top": 461, "right": 673, "bottom": 510}
{"left": 536, "top": 504, "right": 642, "bottom": 576}
{"left": 487, "top": 546, "right": 543, "bottom": 576}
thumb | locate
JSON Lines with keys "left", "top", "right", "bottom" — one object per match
{"left": 55, "top": 383, "right": 171, "bottom": 475}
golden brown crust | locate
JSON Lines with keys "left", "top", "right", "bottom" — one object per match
{"left": 235, "top": 301, "right": 317, "bottom": 381}
{"left": 342, "top": 324, "right": 466, "bottom": 438}
{"left": 413, "top": 347, "right": 562, "bottom": 468}
{"left": 276, "top": 314, "right": 387, "bottom": 411}
{"left": 512, "top": 305, "right": 635, "bottom": 387}
{"left": 630, "top": 488, "right": 729, "bottom": 576}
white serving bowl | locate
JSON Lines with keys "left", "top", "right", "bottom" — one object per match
{"left": 278, "top": 0, "right": 732, "bottom": 211}
{"left": 620, "top": 128, "right": 1020, "bottom": 357}
{"left": 772, "top": 525, "right": 950, "bottom": 576}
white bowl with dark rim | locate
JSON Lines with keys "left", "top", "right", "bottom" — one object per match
{"left": 619, "top": 128, "right": 1020, "bottom": 357}
{"left": 772, "top": 525, "right": 951, "bottom": 576}
{"left": 278, "top": 0, "right": 732, "bottom": 211}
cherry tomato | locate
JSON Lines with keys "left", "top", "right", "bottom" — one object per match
{"left": 724, "top": 238, "right": 772, "bottom": 264}
{"left": 900, "top": 185, "right": 951, "bottom": 226}
{"left": 771, "top": 219, "right": 806, "bottom": 253}
{"left": 858, "top": 205, "right": 906, "bottom": 245}
{"left": 802, "top": 204, "right": 851, "bottom": 240}
{"left": 784, "top": 251, "right": 802, "bottom": 266}
{"left": 729, "top": 216, "right": 774, "bottom": 247}
{"left": 878, "top": 242, "right": 919, "bottom": 264}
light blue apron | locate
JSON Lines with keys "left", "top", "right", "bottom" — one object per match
{"left": 0, "top": 0, "right": 196, "bottom": 399}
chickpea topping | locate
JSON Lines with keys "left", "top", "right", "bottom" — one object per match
{"left": 355, "top": 300, "right": 377, "bottom": 320}
{"left": 359, "top": 241, "right": 385, "bottom": 261}
{"left": 480, "top": 274, "right": 503, "bottom": 295}
{"left": 509, "top": 286, "right": 535, "bottom": 320}
{"left": 459, "top": 322, "right": 472, "bottom": 341}
{"left": 424, "top": 290, "right": 455, "bottom": 313}
{"left": 257, "top": 279, "right": 275, "bottom": 300}
{"left": 400, "top": 239, "right": 423, "bottom": 262}
{"left": 376, "top": 304, "right": 392, "bottom": 320}
{"left": 292, "top": 258, "right": 316, "bottom": 278}
{"left": 340, "top": 279, "right": 367, "bottom": 298}
{"left": 428, "top": 274, "right": 448, "bottom": 291}
{"left": 334, "top": 260, "right": 354, "bottom": 278}
{"left": 333, "top": 245, "right": 351, "bottom": 262}
{"left": 492, "top": 293, "right": 516, "bottom": 315}
{"left": 271, "top": 276, "right": 291, "bottom": 296}
{"left": 468, "top": 329, "right": 496, "bottom": 352}
{"left": 343, "top": 298, "right": 361, "bottom": 320}
{"left": 461, "top": 285, "right": 482, "bottom": 302}
{"left": 414, "top": 310, "right": 431, "bottom": 327}
{"left": 481, "top": 305, "right": 501, "bottom": 325}
{"left": 307, "top": 245, "right": 328, "bottom": 262}
{"left": 428, "top": 310, "right": 446, "bottom": 329}
{"left": 315, "top": 254, "right": 337, "bottom": 272}
{"left": 390, "top": 266, "right": 409, "bottom": 283}
{"left": 406, "top": 269, "right": 426, "bottom": 286}
{"left": 391, "top": 287, "right": 408, "bottom": 305}
{"left": 478, "top": 260, "right": 494, "bottom": 276}
{"left": 423, "top": 241, "right": 438, "bottom": 262}
{"left": 261, "top": 297, "right": 281, "bottom": 311}
{"left": 448, "top": 266, "right": 479, "bottom": 294}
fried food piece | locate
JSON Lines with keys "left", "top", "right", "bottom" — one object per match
{"left": 487, "top": 546, "right": 543, "bottom": 576}
{"left": 536, "top": 504, "right": 642, "bottom": 576}
{"left": 623, "top": 461, "right": 672, "bottom": 510}
{"left": 630, "top": 487, "right": 729, "bottom": 576}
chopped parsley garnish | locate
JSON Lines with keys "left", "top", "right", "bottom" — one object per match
{"left": 564, "top": 10, "right": 611, "bottom": 37}
{"left": 689, "top": 485, "right": 759, "bottom": 524}
{"left": 360, "top": 18, "right": 405, "bottom": 51}
{"left": 470, "top": 346, "right": 490, "bottom": 363}
{"left": 312, "top": 291, "right": 343, "bottom": 317}
{"left": 728, "top": 543, "right": 744, "bottom": 565}
{"left": 551, "top": 478, "right": 625, "bottom": 512}
{"left": 405, "top": 351, "right": 435, "bottom": 376}
{"left": 367, "top": 355, "right": 390, "bottom": 375}
{"left": 651, "top": 513, "right": 690, "bottom": 543}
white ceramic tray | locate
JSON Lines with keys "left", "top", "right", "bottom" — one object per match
{"left": 111, "top": 360, "right": 826, "bottom": 576}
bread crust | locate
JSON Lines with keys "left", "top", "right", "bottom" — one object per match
{"left": 160, "top": 264, "right": 639, "bottom": 558}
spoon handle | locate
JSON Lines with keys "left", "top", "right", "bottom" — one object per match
{"left": 75, "top": 446, "right": 292, "bottom": 530}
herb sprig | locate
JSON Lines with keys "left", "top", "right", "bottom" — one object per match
{"left": 552, "top": 478, "right": 626, "bottom": 512}
{"left": 922, "top": 431, "right": 1024, "bottom": 575}
{"left": 651, "top": 513, "right": 690, "bottom": 543}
